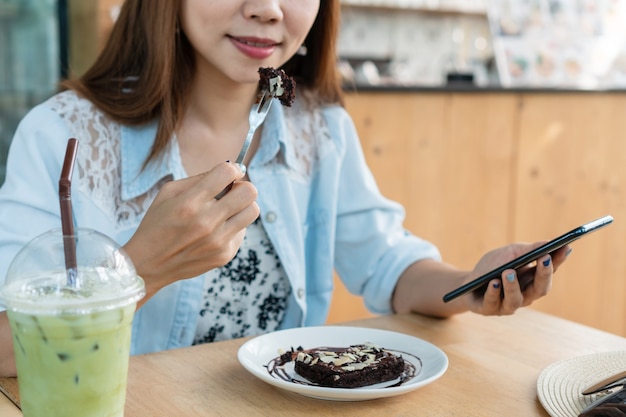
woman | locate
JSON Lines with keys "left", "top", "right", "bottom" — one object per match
{"left": 0, "top": 0, "right": 570, "bottom": 376}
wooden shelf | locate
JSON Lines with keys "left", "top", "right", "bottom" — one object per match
{"left": 340, "top": 1, "right": 486, "bottom": 16}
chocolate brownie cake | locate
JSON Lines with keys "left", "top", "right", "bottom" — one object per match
{"left": 288, "top": 343, "right": 406, "bottom": 388}
{"left": 257, "top": 67, "right": 296, "bottom": 107}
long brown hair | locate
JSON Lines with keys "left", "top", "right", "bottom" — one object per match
{"left": 62, "top": 0, "right": 343, "bottom": 164}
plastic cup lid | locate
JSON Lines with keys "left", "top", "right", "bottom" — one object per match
{"left": 0, "top": 228, "right": 145, "bottom": 314}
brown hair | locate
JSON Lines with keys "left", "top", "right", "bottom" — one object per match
{"left": 62, "top": 0, "right": 343, "bottom": 164}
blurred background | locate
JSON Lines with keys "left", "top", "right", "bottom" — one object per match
{"left": 2, "top": 0, "right": 626, "bottom": 335}
{"left": 4, "top": 0, "right": 626, "bottom": 183}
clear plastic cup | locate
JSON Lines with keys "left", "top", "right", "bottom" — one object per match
{"left": 0, "top": 228, "right": 145, "bottom": 417}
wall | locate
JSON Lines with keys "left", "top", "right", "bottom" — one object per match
{"left": 328, "top": 91, "right": 517, "bottom": 323}
{"left": 329, "top": 90, "right": 626, "bottom": 338}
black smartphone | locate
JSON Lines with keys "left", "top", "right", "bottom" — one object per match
{"left": 442, "top": 215, "right": 614, "bottom": 303}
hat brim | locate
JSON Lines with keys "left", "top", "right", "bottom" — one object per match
{"left": 537, "top": 350, "right": 626, "bottom": 417}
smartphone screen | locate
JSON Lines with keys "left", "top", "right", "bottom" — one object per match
{"left": 442, "top": 215, "right": 614, "bottom": 303}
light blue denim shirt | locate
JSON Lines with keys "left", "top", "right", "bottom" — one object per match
{"left": 0, "top": 91, "right": 440, "bottom": 355}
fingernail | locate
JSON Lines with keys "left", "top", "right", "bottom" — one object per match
{"left": 506, "top": 273, "right": 515, "bottom": 283}
{"left": 493, "top": 282, "right": 501, "bottom": 289}
{"left": 543, "top": 258, "right": 551, "bottom": 267}
{"left": 566, "top": 247, "right": 573, "bottom": 257}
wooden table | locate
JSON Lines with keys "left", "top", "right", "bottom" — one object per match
{"left": 2, "top": 309, "right": 626, "bottom": 416}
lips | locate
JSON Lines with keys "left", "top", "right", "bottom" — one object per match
{"left": 236, "top": 37, "right": 276, "bottom": 47}
{"left": 229, "top": 35, "right": 279, "bottom": 59}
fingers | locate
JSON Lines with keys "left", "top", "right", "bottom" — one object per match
{"left": 125, "top": 161, "right": 258, "bottom": 289}
{"left": 480, "top": 271, "right": 524, "bottom": 315}
{"left": 214, "top": 183, "right": 233, "bottom": 200}
{"left": 161, "top": 161, "right": 241, "bottom": 198}
{"left": 188, "top": 162, "right": 244, "bottom": 201}
{"left": 222, "top": 181, "right": 261, "bottom": 232}
{"left": 499, "top": 270, "right": 524, "bottom": 313}
{"left": 182, "top": 176, "right": 258, "bottom": 250}
{"left": 161, "top": 162, "right": 254, "bottom": 223}
{"left": 521, "top": 255, "right": 553, "bottom": 305}
{"left": 471, "top": 237, "right": 577, "bottom": 317}
{"left": 219, "top": 175, "right": 258, "bottom": 208}
{"left": 550, "top": 245, "right": 573, "bottom": 272}
{"left": 481, "top": 279, "right": 503, "bottom": 313}
{"left": 483, "top": 254, "right": 554, "bottom": 315}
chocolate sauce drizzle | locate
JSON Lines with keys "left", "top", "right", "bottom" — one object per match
{"left": 265, "top": 345, "right": 422, "bottom": 389}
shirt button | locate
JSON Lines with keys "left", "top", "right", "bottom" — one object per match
{"left": 265, "top": 211, "right": 277, "bottom": 223}
{"left": 297, "top": 288, "right": 305, "bottom": 299}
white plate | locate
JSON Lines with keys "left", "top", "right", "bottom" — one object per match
{"left": 237, "top": 326, "right": 448, "bottom": 401}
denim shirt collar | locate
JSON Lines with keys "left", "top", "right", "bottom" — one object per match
{"left": 120, "top": 119, "right": 179, "bottom": 201}
{"left": 252, "top": 101, "right": 296, "bottom": 169}
{"left": 119, "top": 101, "right": 294, "bottom": 201}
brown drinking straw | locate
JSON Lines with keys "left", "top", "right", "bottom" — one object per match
{"left": 59, "top": 138, "right": 79, "bottom": 287}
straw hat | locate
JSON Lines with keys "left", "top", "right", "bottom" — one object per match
{"left": 537, "top": 350, "right": 626, "bottom": 417}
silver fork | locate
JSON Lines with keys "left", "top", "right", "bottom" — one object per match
{"left": 582, "top": 370, "right": 626, "bottom": 395}
{"left": 215, "top": 90, "right": 273, "bottom": 199}
{"left": 234, "top": 90, "right": 274, "bottom": 176}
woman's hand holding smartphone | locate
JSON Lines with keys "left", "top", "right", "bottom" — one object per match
{"left": 443, "top": 215, "right": 614, "bottom": 303}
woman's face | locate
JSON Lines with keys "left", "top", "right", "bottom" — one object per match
{"left": 180, "top": 0, "right": 320, "bottom": 85}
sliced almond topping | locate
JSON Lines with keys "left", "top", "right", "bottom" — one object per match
{"left": 344, "top": 362, "right": 369, "bottom": 371}
{"left": 319, "top": 355, "right": 336, "bottom": 364}
{"left": 332, "top": 356, "right": 353, "bottom": 366}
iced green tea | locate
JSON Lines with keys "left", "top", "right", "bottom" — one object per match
{"left": 0, "top": 229, "right": 145, "bottom": 417}
{"left": 8, "top": 303, "right": 135, "bottom": 417}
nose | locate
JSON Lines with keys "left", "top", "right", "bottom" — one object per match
{"left": 243, "top": 0, "right": 283, "bottom": 23}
